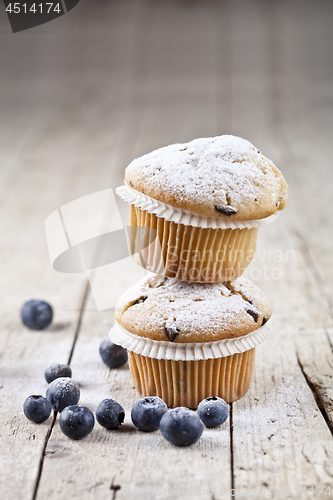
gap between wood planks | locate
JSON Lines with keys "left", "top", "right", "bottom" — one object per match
{"left": 229, "top": 403, "right": 235, "bottom": 495}
{"left": 110, "top": 476, "right": 121, "bottom": 500}
{"left": 297, "top": 356, "right": 333, "bottom": 437}
{"left": 290, "top": 225, "right": 333, "bottom": 436}
{"left": 31, "top": 280, "right": 90, "bottom": 500}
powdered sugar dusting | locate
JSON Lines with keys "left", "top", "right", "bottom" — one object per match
{"left": 115, "top": 273, "right": 272, "bottom": 342}
{"left": 125, "top": 135, "right": 288, "bottom": 220}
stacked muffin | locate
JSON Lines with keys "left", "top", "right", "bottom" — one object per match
{"left": 111, "top": 135, "right": 288, "bottom": 408}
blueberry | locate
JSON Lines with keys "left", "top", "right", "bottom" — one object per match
{"left": 59, "top": 405, "right": 94, "bottom": 440}
{"left": 131, "top": 396, "right": 168, "bottom": 431}
{"left": 23, "top": 395, "right": 52, "bottom": 423}
{"left": 96, "top": 399, "right": 125, "bottom": 429}
{"left": 160, "top": 407, "right": 204, "bottom": 446}
{"left": 99, "top": 337, "right": 128, "bottom": 368}
{"left": 44, "top": 363, "right": 72, "bottom": 384}
{"left": 197, "top": 396, "right": 229, "bottom": 428}
{"left": 46, "top": 377, "right": 80, "bottom": 412}
{"left": 21, "top": 300, "right": 53, "bottom": 330}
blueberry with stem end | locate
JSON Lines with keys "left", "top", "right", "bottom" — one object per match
{"left": 197, "top": 396, "right": 229, "bottom": 428}
{"left": 96, "top": 399, "right": 125, "bottom": 429}
{"left": 23, "top": 395, "right": 52, "bottom": 423}
{"left": 131, "top": 397, "right": 168, "bottom": 431}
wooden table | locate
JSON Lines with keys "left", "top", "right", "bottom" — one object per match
{"left": 1, "top": 0, "right": 332, "bottom": 498}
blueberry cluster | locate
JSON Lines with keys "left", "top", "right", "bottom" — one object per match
{"left": 23, "top": 360, "right": 127, "bottom": 440}
{"left": 22, "top": 336, "right": 128, "bottom": 440}
{"left": 21, "top": 301, "right": 228, "bottom": 445}
{"left": 129, "top": 395, "right": 229, "bottom": 446}
{"left": 24, "top": 370, "right": 228, "bottom": 444}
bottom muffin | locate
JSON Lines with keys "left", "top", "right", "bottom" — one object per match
{"left": 110, "top": 273, "right": 272, "bottom": 408}
{"left": 128, "top": 349, "right": 255, "bottom": 408}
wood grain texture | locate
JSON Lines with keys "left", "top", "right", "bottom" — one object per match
{"left": 0, "top": 0, "right": 333, "bottom": 499}
{"left": 36, "top": 293, "right": 232, "bottom": 500}
{"left": 227, "top": 1, "right": 333, "bottom": 496}
{"left": 0, "top": 2, "right": 149, "bottom": 497}
{"left": 233, "top": 227, "right": 333, "bottom": 498}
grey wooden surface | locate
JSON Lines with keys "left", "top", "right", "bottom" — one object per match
{"left": 0, "top": 0, "right": 333, "bottom": 499}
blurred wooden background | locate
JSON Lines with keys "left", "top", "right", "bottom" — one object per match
{"left": 0, "top": 0, "right": 332, "bottom": 499}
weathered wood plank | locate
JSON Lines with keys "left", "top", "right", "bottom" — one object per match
{"left": 233, "top": 233, "right": 333, "bottom": 498}
{"left": 227, "top": 0, "right": 333, "bottom": 496}
{"left": 0, "top": 3, "right": 151, "bottom": 498}
{"left": 297, "top": 328, "right": 333, "bottom": 431}
{"left": 0, "top": 160, "right": 87, "bottom": 499}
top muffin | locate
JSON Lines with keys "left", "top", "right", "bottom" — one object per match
{"left": 124, "top": 135, "right": 288, "bottom": 221}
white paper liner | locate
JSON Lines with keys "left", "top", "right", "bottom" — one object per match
{"left": 109, "top": 321, "right": 271, "bottom": 361}
{"left": 116, "top": 184, "right": 279, "bottom": 230}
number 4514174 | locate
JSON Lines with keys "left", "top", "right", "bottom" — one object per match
{"left": 6, "top": 3, "right": 61, "bottom": 14}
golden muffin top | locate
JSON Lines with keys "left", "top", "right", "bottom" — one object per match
{"left": 115, "top": 273, "right": 272, "bottom": 343}
{"left": 124, "top": 135, "right": 288, "bottom": 221}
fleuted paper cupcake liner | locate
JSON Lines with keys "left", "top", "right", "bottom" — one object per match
{"left": 116, "top": 183, "right": 279, "bottom": 230}
{"left": 129, "top": 205, "right": 258, "bottom": 281}
{"left": 109, "top": 321, "right": 271, "bottom": 361}
{"left": 128, "top": 349, "right": 256, "bottom": 407}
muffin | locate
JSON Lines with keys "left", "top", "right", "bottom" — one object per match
{"left": 109, "top": 273, "right": 272, "bottom": 408}
{"left": 116, "top": 135, "right": 288, "bottom": 282}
